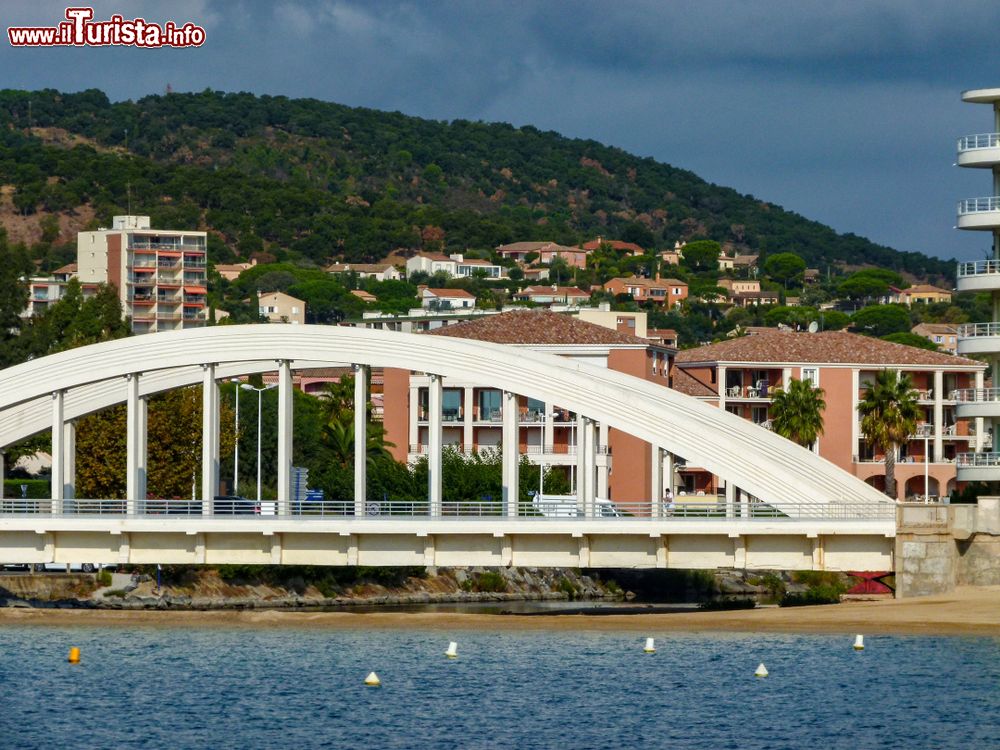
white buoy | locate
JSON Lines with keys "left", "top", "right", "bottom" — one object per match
{"left": 755, "top": 663, "right": 768, "bottom": 678}
{"left": 643, "top": 637, "right": 656, "bottom": 653}
{"left": 364, "top": 671, "right": 381, "bottom": 687}
{"left": 853, "top": 634, "right": 865, "bottom": 651}
{"left": 445, "top": 641, "right": 458, "bottom": 658}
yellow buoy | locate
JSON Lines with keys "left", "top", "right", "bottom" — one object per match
{"left": 67, "top": 647, "right": 81, "bottom": 664}
{"left": 853, "top": 634, "right": 865, "bottom": 651}
{"left": 364, "top": 671, "right": 381, "bottom": 687}
{"left": 755, "top": 663, "right": 768, "bottom": 678}
{"left": 643, "top": 637, "right": 656, "bottom": 653}
{"left": 445, "top": 641, "right": 458, "bottom": 658}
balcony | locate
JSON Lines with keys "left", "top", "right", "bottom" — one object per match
{"left": 956, "top": 259, "right": 1000, "bottom": 293}
{"left": 953, "top": 387, "right": 1000, "bottom": 419}
{"left": 957, "top": 132, "right": 1000, "bottom": 167}
{"left": 957, "top": 322, "right": 1000, "bottom": 355}
{"left": 724, "top": 383, "right": 780, "bottom": 400}
{"left": 956, "top": 452, "right": 1000, "bottom": 482}
{"left": 957, "top": 196, "right": 1000, "bottom": 230}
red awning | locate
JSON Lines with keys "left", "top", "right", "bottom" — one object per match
{"left": 184, "top": 286, "right": 207, "bottom": 294}
{"left": 157, "top": 251, "right": 182, "bottom": 257}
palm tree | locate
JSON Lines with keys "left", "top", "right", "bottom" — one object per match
{"left": 769, "top": 378, "right": 826, "bottom": 448}
{"left": 857, "top": 370, "right": 921, "bottom": 500}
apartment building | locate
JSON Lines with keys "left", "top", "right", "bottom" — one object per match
{"left": 912, "top": 323, "right": 959, "bottom": 355}
{"left": 381, "top": 309, "right": 674, "bottom": 503}
{"left": 603, "top": 276, "right": 688, "bottom": 308}
{"left": 671, "top": 330, "right": 987, "bottom": 500}
{"left": 76, "top": 215, "right": 208, "bottom": 334}
{"left": 258, "top": 291, "right": 306, "bottom": 324}
{"left": 24, "top": 263, "right": 78, "bottom": 318}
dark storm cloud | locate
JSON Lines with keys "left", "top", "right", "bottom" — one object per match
{"left": 4, "top": 0, "right": 1000, "bottom": 259}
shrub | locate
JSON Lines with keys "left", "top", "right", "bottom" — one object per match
{"left": 472, "top": 571, "right": 508, "bottom": 593}
{"left": 780, "top": 584, "right": 846, "bottom": 607}
{"left": 557, "top": 576, "right": 579, "bottom": 599}
{"left": 760, "top": 572, "right": 786, "bottom": 599}
{"left": 95, "top": 569, "right": 113, "bottom": 587}
{"left": 103, "top": 589, "right": 126, "bottom": 598}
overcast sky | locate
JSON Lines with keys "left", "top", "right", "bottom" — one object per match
{"left": 4, "top": 0, "right": 1000, "bottom": 261}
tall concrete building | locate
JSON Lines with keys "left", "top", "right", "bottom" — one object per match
{"left": 77, "top": 215, "right": 208, "bottom": 334}
{"left": 955, "top": 88, "right": 1000, "bottom": 484}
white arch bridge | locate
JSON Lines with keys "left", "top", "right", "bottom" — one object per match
{"left": 0, "top": 326, "right": 895, "bottom": 572}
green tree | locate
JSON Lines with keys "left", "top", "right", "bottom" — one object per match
{"left": 881, "top": 332, "right": 939, "bottom": 351}
{"left": 857, "top": 370, "right": 921, "bottom": 499}
{"left": 0, "top": 230, "right": 31, "bottom": 366}
{"left": 680, "top": 240, "right": 721, "bottom": 273}
{"left": 763, "top": 252, "right": 806, "bottom": 289}
{"left": 851, "top": 304, "right": 911, "bottom": 337}
{"left": 769, "top": 378, "right": 826, "bottom": 448}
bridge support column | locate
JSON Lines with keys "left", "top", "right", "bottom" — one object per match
{"left": 574, "top": 414, "right": 585, "bottom": 511}
{"left": 126, "top": 375, "right": 141, "bottom": 514}
{"left": 655, "top": 534, "right": 669, "bottom": 568}
{"left": 50, "top": 390, "right": 65, "bottom": 514}
{"left": 409, "top": 384, "right": 420, "bottom": 455}
{"left": 277, "top": 360, "right": 292, "bottom": 516}
{"left": 463, "top": 388, "right": 474, "bottom": 452}
{"left": 62, "top": 421, "right": 76, "bottom": 500}
{"left": 810, "top": 534, "right": 824, "bottom": 571}
{"left": 576, "top": 533, "right": 590, "bottom": 567}
{"left": 725, "top": 482, "right": 736, "bottom": 518}
{"left": 731, "top": 534, "right": 746, "bottom": 568}
{"left": 354, "top": 364, "right": 368, "bottom": 517}
{"left": 583, "top": 418, "right": 596, "bottom": 517}
{"left": 664, "top": 451, "right": 675, "bottom": 496}
{"left": 0, "top": 450, "right": 4, "bottom": 499}
{"left": 502, "top": 390, "right": 519, "bottom": 516}
{"left": 137, "top": 399, "right": 147, "bottom": 504}
{"left": 427, "top": 375, "right": 443, "bottom": 515}
{"left": 201, "top": 365, "right": 220, "bottom": 515}
{"left": 651, "top": 446, "right": 663, "bottom": 517}
{"left": 596, "top": 422, "right": 610, "bottom": 500}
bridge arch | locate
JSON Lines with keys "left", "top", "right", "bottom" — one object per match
{"left": 0, "top": 324, "right": 890, "bottom": 510}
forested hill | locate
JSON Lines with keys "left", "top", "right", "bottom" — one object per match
{"left": 0, "top": 88, "right": 951, "bottom": 277}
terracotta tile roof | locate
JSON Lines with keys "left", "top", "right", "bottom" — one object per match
{"left": 671, "top": 367, "right": 718, "bottom": 397}
{"left": 427, "top": 309, "right": 652, "bottom": 346}
{"left": 497, "top": 241, "right": 553, "bottom": 254}
{"left": 54, "top": 262, "right": 78, "bottom": 274}
{"left": 900, "top": 284, "right": 952, "bottom": 295}
{"left": 457, "top": 258, "right": 495, "bottom": 266}
{"left": 581, "top": 238, "right": 646, "bottom": 254}
{"left": 416, "top": 252, "right": 452, "bottom": 261}
{"left": 351, "top": 289, "right": 377, "bottom": 302}
{"left": 607, "top": 276, "right": 686, "bottom": 289}
{"left": 911, "top": 323, "right": 958, "bottom": 335}
{"left": 423, "top": 287, "right": 475, "bottom": 299}
{"left": 675, "top": 330, "right": 985, "bottom": 368}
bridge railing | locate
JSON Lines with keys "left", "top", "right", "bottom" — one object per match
{"left": 0, "top": 498, "right": 897, "bottom": 521}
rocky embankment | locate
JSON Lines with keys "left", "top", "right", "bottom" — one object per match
{"left": 0, "top": 567, "right": 623, "bottom": 610}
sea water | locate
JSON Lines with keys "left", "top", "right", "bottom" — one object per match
{"left": 0, "top": 626, "right": 997, "bottom": 749}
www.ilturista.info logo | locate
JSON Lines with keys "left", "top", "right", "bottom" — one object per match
{"left": 8, "top": 7, "right": 206, "bottom": 47}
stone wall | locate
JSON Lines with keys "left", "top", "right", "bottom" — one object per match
{"left": 895, "top": 499, "right": 1000, "bottom": 598}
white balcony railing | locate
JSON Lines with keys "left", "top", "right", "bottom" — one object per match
{"left": 957, "top": 133, "right": 1000, "bottom": 151}
{"left": 957, "top": 321, "right": 1000, "bottom": 338}
{"left": 958, "top": 196, "right": 1000, "bottom": 215}
{"left": 956, "top": 452, "right": 1000, "bottom": 467}
{"left": 957, "top": 259, "right": 1000, "bottom": 277}
{"left": 952, "top": 387, "right": 1000, "bottom": 402}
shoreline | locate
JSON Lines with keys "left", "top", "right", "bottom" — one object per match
{"left": 1, "top": 586, "right": 997, "bottom": 635}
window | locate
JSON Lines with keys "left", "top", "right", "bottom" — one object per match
{"left": 934, "top": 335, "right": 942, "bottom": 343}
{"left": 752, "top": 406, "right": 768, "bottom": 424}
{"left": 802, "top": 367, "right": 819, "bottom": 386}
{"left": 479, "top": 389, "right": 502, "bottom": 420}
{"left": 292, "top": 306, "right": 300, "bottom": 315}
{"left": 672, "top": 287, "right": 683, "bottom": 295}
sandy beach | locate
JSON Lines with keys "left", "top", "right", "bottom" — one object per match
{"left": 1, "top": 586, "right": 997, "bottom": 635}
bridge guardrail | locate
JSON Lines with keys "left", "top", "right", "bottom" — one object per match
{"left": 0, "top": 498, "right": 897, "bottom": 521}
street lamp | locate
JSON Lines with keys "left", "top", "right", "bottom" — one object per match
{"left": 241, "top": 383, "right": 277, "bottom": 504}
